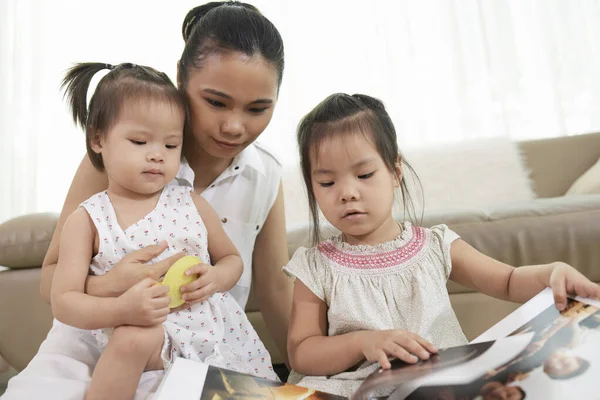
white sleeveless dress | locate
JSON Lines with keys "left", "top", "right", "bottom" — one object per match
{"left": 81, "top": 184, "right": 277, "bottom": 380}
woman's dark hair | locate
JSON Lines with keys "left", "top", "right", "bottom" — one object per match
{"left": 61, "top": 62, "right": 186, "bottom": 170}
{"left": 179, "top": 1, "right": 284, "bottom": 89}
{"left": 297, "top": 93, "right": 423, "bottom": 245}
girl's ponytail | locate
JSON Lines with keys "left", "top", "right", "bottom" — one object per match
{"left": 60, "top": 62, "right": 113, "bottom": 130}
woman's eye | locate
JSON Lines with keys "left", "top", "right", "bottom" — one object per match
{"left": 205, "top": 98, "right": 225, "bottom": 108}
{"left": 249, "top": 107, "right": 269, "bottom": 114}
{"left": 130, "top": 140, "right": 146, "bottom": 145}
{"left": 319, "top": 182, "right": 334, "bottom": 188}
{"left": 358, "top": 172, "right": 375, "bottom": 179}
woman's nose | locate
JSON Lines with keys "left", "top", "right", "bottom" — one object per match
{"left": 221, "top": 113, "right": 245, "bottom": 138}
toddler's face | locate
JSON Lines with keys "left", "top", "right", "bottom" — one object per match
{"left": 92, "top": 98, "right": 185, "bottom": 196}
{"left": 310, "top": 131, "right": 400, "bottom": 244}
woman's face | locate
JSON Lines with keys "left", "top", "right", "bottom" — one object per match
{"left": 182, "top": 52, "right": 279, "bottom": 159}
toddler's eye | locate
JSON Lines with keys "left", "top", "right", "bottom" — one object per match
{"left": 358, "top": 172, "right": 375, "bottom": 179}
{"left": 319, "top": 182, "right": 334, "bottom": 188}
{"left": 166, "top": 144, "right": 179, "bottom": 149}
{"left": 130, "top": 140, "right": 146, "bottom": 145}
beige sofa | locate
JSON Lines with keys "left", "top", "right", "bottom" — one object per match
{"left": 1, "top": 132, "right": 600, "bottom": 372}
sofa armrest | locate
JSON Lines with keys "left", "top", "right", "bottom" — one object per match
{"left": 0, "top": 213, "right": 58, "bottom": 269}
{"left": 0, "top": 268, "right": 53, "bottom": 371}
{"left": 424, "top": 195, "right": 600, "bottom": 295}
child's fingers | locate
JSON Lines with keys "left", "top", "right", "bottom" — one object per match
{"left": 387, "top": 343, "right": 419, "bottom": 364}
{"left": 551, "top": 274, "right": 568, "bottom": 311}
{"left": 180, "top": 274, "right": 209, "bottom": 294}
{"left": 185, "top": 263, "right": 209, "bottom": 277}
{"left": 385, "top": 343, "right": 418, "bottom": 365}
{"left": 404, "top": 339, "right": 431, "bottom": 360}
{"left": 182, "top": 282, "right": 217, "bottom": 303}
{"left": 581, "top": 281, "right": 600, "bottom": 300}
{"left": 377, "top": 352, "right": 391, "bottom": 370}
{"left": 415, "top": 336, "right": 438, "bottom": 354}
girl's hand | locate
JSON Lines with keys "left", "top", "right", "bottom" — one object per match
{"left": 548, "top": 262, "right": 600, "bottom": 311}
{"left": 102, "top": 241, "right": 185, "bottom": 295}
{"left": 180, "top": 263, "right": 220, "bottom": 305}
{"left": 117, "top": 278, "right": 170, "bottom": 326}
{"left": 360, "top": 329, "right": 438, "bottom": 369}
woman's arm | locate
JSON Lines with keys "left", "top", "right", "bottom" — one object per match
{"left": 287, "top": 280, "right": 366, "bottom": 375}
{"left": 449, "top": 239, "right": 600, "bottom": 306}
{"left": 252, "top": 183, "right": 293, "bottom": 366}
{"left": 181, "top": 193, "right": 243, "bottom": 300}
{"left": 42, "top": 155, "right": 181, "bottom": 303}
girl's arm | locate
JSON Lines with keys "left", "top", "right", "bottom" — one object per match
{"left": 287, "top": 280, "right": 366, "bottom": 375}
{"left": 449, "top": 239, "right": 600, "bottom": 308}
{"left": 51, "top": 209, "right": 170, "bottom": 329}
{"left": 288, "top": 280, "right": 435, "bottom": 374}
{"left": 181, "top": 193, "right": 243, "bottom": 299}
{"left": 252, "top": 183, "right": 293, "bottom": 366}
{"left": 42, "top": 155, "right": 180, "bottom": 303}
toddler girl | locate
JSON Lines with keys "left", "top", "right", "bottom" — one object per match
{"left": 51, "top": 62, "right": 277, "bottom": 400}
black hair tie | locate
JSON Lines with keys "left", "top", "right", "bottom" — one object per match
{"left": 106, "top": 63, "right": 115, "bottom": 70}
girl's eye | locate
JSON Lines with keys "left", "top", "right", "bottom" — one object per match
{"left": 249, "top": 107, "right": 269, "bottom": 114}
{"left": 358, "top": 172, "right": 375, "bottom": 179}
{"left": 130, "top": 140, "right": 146, "bottom": 145}
{"left": 165, "top": 144, "right": 179, "bottom": 149}
{"left": 319, "top": 182, "right": 334, "bottom": 188}
{"left": 205, "top": 98, "right": 225, "bottom": 108}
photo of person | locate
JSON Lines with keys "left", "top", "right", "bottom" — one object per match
{"left": 359, "top": 298, "right": 600, "bottom": 400}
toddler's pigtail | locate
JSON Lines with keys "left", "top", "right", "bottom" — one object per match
{"left": 61, "top": 63, "right": 112, "bottom": 130}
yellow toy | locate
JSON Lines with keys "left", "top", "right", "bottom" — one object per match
{"left": 161, "top": 255, "right": 201, "bottom": 308}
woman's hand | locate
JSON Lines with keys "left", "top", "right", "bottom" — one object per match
{"left": 360, "top": 329, "right": 438, "bottom": 369}
{"left": 92, "top": 241, "right": 185, "bottom": 296}
{"left": 117, "top": 278, "right": 170, "bottom": 326}
{"left": 179, "top": 263, "right": 220, "bottom": 305}
{"left": 547, "top": 262, "right": 600, "bottom": 310}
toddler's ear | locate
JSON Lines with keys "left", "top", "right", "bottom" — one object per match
{"left": 89, "top": 131, "right": 104, "bottom": 154}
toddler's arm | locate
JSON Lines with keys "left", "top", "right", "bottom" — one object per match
{"left": 179, "top": 193, "right": 243, "bottom": 304}
{"left": 449, "top": 239, "right": 600, "bottom": 309}
{"left": 51, "top": 208, "right": 169, "bottom": 329}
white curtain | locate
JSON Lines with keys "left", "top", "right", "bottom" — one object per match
{"left": 2, "top": 0, "right": 600, "bottom": 223}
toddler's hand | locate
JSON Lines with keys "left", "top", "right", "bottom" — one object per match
{"left": 180, "top": 263, "right": 220, "bottom": 305}
{"left": 548, "top": 262, "right": 600, "bottom": 311}
{"left": 360, "top": 329, "right": 438, "bottom": 369}
{"left": 118, "top": 278, "right": 170, "bottom": 326}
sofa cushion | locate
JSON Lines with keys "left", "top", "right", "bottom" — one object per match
{"left": 0, "top": 212, "right": 58, "bottom": 269}
{"left": 566, "top": 156, "right": 600, "bottom": 195}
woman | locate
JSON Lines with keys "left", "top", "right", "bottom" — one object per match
{"left": 5, "top": 2, "right": 291, "bottom": 399}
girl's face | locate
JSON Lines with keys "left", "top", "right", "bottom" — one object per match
{"left": 92, "top": 99, "right": 184, "bottom": 197}
{"left": 310, "top": 132, "right": 401, "bottom": 245}
{"left": 182, "top": 52, "right": 279, "bottom": 159}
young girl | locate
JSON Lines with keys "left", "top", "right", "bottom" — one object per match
{"left": 284, "top": 93, "right": 600, "bottom": 398}
{"left": 50, "top": 62, "right": 277, "bottom": 400}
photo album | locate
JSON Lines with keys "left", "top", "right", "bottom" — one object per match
{"left": 156, "top": 288, "right": 600, "bottom": 399}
